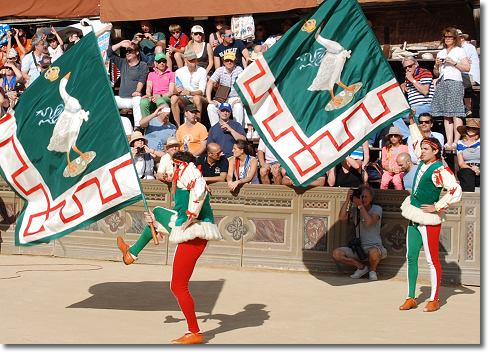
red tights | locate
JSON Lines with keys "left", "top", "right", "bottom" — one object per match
{"left": 170, "top": 237, "right": 208, "bottom": 333}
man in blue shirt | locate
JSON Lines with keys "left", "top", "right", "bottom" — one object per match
{"left": 396, "top": 153, "right": 417, "bottom": 191}
{"left": 207, "top": 102, "right": 246, "bottom": 158}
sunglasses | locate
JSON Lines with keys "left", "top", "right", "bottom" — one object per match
{"left": 156, "top": 59, "right": 167, "bottom": 63}
{"left": 419, "top": 120, "right": 432, "bottom": 124}
{"left": 389, "top": 134, "right": 401, "bottom": 137}
{"left": 193, "top": 32, "right": 203, "bottom": 36}
{"left": 444, "top": 35, "right": 454, "bottom": 39}
{"left": 171, "top": 31, "right": 181, "bottom": 34}
{"left": 403, "top": 63, "right": 415, "bottom": 70}
{"left": 222, "top": 33, "right": 234, "bottom": 37}
{"left": 126, "top": 49, "right": 135, "bottom": 53}
{"left": 215, "top": 20, "right": 226, "bottom": 24}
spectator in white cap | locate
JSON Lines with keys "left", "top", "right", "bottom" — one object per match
{"left": 206, "top": 51, "right": 251, "bottom": 131}
{"left": 186, "top": 25, "right": 214, "bottom": 76}
{"left": 171, "top": 49, "right": 207, "bottom": 127}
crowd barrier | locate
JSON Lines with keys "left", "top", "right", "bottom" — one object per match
{"left": 0, "top": 179, "right": 480, "bottom": 285}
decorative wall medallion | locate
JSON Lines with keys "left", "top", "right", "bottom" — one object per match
{"left": 385, "top": 224, "right": 406, "bottom": 251}
{"left": 303, "top": 216, "right": 327, "bottom": 251}
{"left": 104, "top": 211, "right": 126, "bottom": 233}
{"left": 226, "top": 217, "right": 249, "bottom": 241}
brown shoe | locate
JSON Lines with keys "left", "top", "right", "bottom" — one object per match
{"left": 423, "top": 300, "right": 440, "bottom": 312}
{"left": 399, "top": 297, "right": 417, "bottom": 310}
{"left": 117, "top": 236, "right": 135, "bottom": 265}
{"left": 171, "top": 332, "right": 203, "bottom": 344}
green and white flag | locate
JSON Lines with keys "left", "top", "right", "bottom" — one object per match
{"left": 236, "top": 0, "right": 410, "bottom": 186}
{"left": 0, "top": 31, "right": 143, "bottom": 246}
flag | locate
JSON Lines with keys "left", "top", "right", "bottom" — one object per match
{"left": 236, "top": 0, "right": 410, "bottom": 186}
{"left": 0, "top": 31, "right": 143, "bottom": 246}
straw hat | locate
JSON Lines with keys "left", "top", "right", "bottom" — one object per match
{"left": 129, "top": 131, "right": 148, "bottom": 146}
{"left": 163, "top": 136, "right": 183, "bottom": 150}
{"left": 385, "top": 126, "right": 403, "bottom": 138}
{"left": 457, "top": 119, "right": 480, "bottom": 136}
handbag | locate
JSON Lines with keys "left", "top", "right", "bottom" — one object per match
{"left": 214, "top": 85, "right": 231, "bottom": 103}
{"left": 365, "top": 160, "right": 383, "bottom": 180}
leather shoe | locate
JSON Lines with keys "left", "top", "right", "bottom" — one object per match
{"left": 399, "top": 297, "right": 417, "bottom": 310}
{"left": 171, "top": 332, "right": 203, "bottom": 344}
{"left": 117, "top": 236, "right": 135, "bottom": 265}
{"left": 423, "top": 300, "right": 440, "bottom": 312}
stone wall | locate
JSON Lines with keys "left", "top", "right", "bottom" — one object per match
{"left": 0, "top": 180, "right": 480, "bottom": 285}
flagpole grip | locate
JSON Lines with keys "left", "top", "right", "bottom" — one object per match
{"left": 149, "top": 222, "right": 159, "bottom": 245}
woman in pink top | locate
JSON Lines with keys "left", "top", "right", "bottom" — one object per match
{"left": 140, "top": 52, "right": 176, "bottom": 118}
{"left": 381, "top": 126, "right": 409, "bottom": 189}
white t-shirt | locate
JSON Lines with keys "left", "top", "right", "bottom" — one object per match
{"left": 437, "top": 46, "right": 467, "bottom": 82}
{"left": 48, "top": 45, "right": 63, "bottom": 62}
{"left": 121, "top": 116, "right": 133, "bottom": 136}
{"left": 257, "top": 138, "right": 278, "bottom": 164}
{"left": 21, "top": 52, "right": 43, "bottom": 83}
{"left": 175, "top": 65, "right": 208, "bottom": 97}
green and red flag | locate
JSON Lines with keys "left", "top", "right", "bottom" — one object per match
{"left": 236, "top": 0, "right": 410, "bottom": 186}
{"left": 0, "top": 31, "right": 143, "bottom": 246}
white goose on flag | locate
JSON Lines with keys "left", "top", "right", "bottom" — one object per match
{"left": 236, "top": 0, "right": 410, "bottom": 186}
{"left": 0, "top": 31, "right": 143, "bottom": 246}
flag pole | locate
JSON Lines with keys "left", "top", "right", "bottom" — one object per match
{"left": 86, "top": 19, "right": 159, "bottom": 245}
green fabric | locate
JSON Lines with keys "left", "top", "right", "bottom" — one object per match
{"left": 13, "top": 32, "right": 130, "bottom": 200}
{"left": 410, "top": 160, "right": 443, "bottom": 208}
{"left": 129, "top": 224, "right": 153, "bottom": 256}
{"left": 8, "top": 31, "right": 142, "bottom": 246}
{"left": 406, "top": 222, "right": 422, "bottom": 299}
{"left": 129, "top": 206, "right": 176, "bottom": 256}
{"left": 140, "top": 96, "right": 171, "bottom": 117}
{"left": 173, "top": 187, "right": 214, "bottom": 226}
{"left": 234, "top": 0, "right": 410, "bottom": 187}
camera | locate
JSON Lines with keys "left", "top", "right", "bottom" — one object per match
{"left": 350, "top": 188, "right": 362, "bottom": 202}
{"left": 136, "top": 147, "right": 145, "bottom": 154}
{"left": 348, "top": 238, "right": 368, "bottom": 260}
{"left": 10, "top": 28, "right": 16, "bottom": 36}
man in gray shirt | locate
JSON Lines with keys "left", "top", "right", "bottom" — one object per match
{"left": 108, "top": 40, "right": 149, "bottom": 128}
{"left": 333, "top": 185, "right": 387, "bottom": 281}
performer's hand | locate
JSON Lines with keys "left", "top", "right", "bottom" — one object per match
{"left": 144, "top": 211, "right": 156, "bottom": 224}
{"left": 181, "top": 217, "right": 200, "bottom": 231}
{"left": 420, "top": 204, "right": 437, "bottom": 213}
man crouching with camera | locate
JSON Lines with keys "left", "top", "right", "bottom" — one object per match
{"left": 332, "top": 185, "right": 387, "bottom": 281}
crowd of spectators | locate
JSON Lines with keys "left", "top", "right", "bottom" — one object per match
{"left": 0, "top": 19, "right": 480, "bottom": 193}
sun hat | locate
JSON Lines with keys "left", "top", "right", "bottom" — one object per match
{"left": 163, "top": 136, "right": 183, "bottom": 150}
{"left": 457, "top": 118, "right": 480, "bottom": 136}
{"left": 129, "top": 131, "right": 148, "bottom": 146}
{"left": 385, "top": 126, "right": 403, "bottom": 138}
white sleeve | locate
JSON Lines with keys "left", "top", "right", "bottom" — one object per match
{"left": 409, "top": 123, "right": 423, "bottom": 159}
{"left": 432, "top": 166, "right": 462, "bottom": 212}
